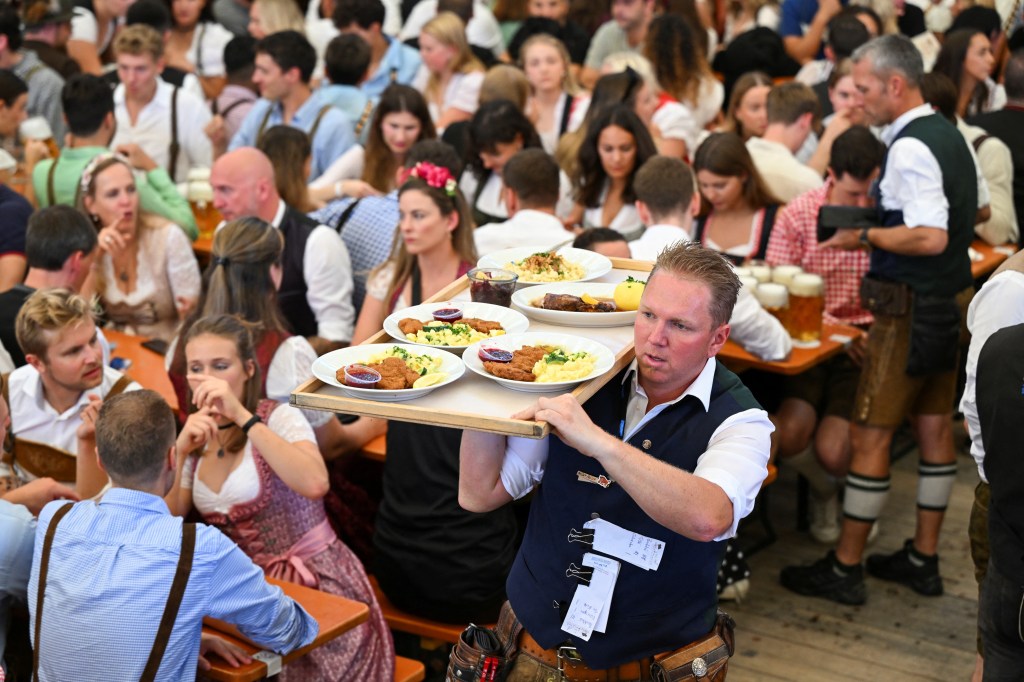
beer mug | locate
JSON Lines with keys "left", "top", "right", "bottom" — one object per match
{"left": 748, "top": 261, "right": 772, "bottom": 284}
{"left": 186, "top": 168, "right": 219, "bottom": 240}
{"left": 20, "top": 117, "right": 59, "bottom": 158}
{"left": 733, "top": 266, "right": 752, "bottom": 279}
{"left": 755, "top": 282, "right": 789, "bottom": 330}
{"left": 788, "top": 273, "right": 825, "bottom": 346}
{"left": 771, "top": 264, "right": 803, "bottom": 287}
{"left": 738, "top": 275, "right": 759, "bottom": 292}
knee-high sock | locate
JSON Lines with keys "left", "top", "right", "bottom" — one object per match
{"left": 843, "top": 472, "right": 890, "bottom": 523}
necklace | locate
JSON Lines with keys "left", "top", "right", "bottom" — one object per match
{"left": 215, "top": 425, "right": 235, "bottom": 458}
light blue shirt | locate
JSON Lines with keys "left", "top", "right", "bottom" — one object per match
{"left": 230, "top": 90, "right": 356, "bottom": 181}
{"left": 317, "top": 83, "right": 376, "bottom": 145}
{"left": 310, "top": 190, "right": 398, "bottom": 313}
{"left": 0, "top": 500, "right": 35, "bottom": 672}
{"left": 28, "top": 489, "right": 318, "bottom": 682}
{"left": 362, "top": 37, "right": 421, "bottom": 100}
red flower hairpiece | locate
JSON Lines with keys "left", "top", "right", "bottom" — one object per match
{"left": 399, "top": 161, "right": 457, "bottom": 196}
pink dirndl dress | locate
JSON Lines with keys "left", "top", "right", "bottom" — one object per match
{"left": 191, "top": 400, "right": 394, "bottom": 681}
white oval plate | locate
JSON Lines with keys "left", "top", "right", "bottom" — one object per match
{"left": 462, "top": 332, "right": 616, "bottom": 393}
{"left": 478, "top": 247, "right": 613, "bottom": 285}
{"left": 512, "top": 282, "right": 638, "bottom": 328}
{"left": 311, "top": 344, "right": 464, "bottom": 402}
{"left": 383, "top": 301, "right": 530, "bottom": 349}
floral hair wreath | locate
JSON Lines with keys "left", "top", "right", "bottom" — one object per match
{"left": 399, "top": 161, "right": 457, "bottom": 197}
{"left": 80, "top": 152, "right": 131, "bottom": 196}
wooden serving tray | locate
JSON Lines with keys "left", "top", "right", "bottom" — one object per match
{"left": 291, "top": 258, "right": 654, "bottom": 438}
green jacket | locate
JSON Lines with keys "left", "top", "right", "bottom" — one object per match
{"left": 32, "top": 146, "right": 198, "bottom": 240}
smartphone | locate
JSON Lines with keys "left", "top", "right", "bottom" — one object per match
{"left": 141, "top": 338, "right": 169, "bottom": 355}
{"left": 817, "top": 206, "right": 879, "bottom": 242}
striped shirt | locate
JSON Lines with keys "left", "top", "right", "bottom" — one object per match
{"left": 29, "top": 489, "right": 318, "bottom": 682}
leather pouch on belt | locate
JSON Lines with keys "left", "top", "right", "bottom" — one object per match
{"left": 906, "top": 294, "right": 960, "bottom": 377}
{"left": 446, "top": 604, "right": 522, "bottom": 682}
{"left": 650, "top": 610, "right": 735, "bottom": 682}
{"left": 859, "top": 274, "right": 910, "bottom": 317}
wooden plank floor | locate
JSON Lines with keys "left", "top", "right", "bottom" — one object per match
{"left": 727, "top": 444, "right": 980, "bottom": 681}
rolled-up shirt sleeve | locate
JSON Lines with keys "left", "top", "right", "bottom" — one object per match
{"left": 501, "top": 436, "right": 550, "bottom": 500}
{"left": 881, "top": 138, "right": 949, "bottom": 230}
{"left": 691, "top": 408, "right": 774, "bottom": 540}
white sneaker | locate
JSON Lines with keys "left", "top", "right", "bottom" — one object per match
{"left": 809, "top": 491, "right": 841, "bottom": 544}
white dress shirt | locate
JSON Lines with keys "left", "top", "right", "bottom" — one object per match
{"left": 474, "top": 209, "right": 571, "bottom": 256}
{"left": 499, "top": 357, "right": 774, "bottom": 540}
{"left": 2, "top": 365, "right": 140, "bottom": 484}
{"left": 629, "top": 224, "right": 690, "bottom": 261}
{"left": 746, "top": 136, "right": 823, "bottom": 203}
{"left": 960, "top": 268, "right": 1024, "bottom": 482}
{"left": 111, "top": 80, "right": 213, "bottom": 184}
{"left": 633, "top": 224, "right": 790, "bottom": 360}
{"left": 270, "top": 200, "right": 356, "bottom": 342}
{"left": 879, "top": 104, "right": 986, "bottom": 229}
{"left": 186, "top": 21, "right": 234, "bottom": 77}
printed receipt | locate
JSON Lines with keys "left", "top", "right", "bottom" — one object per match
{"left": 584, "top": 517, "right": 665, "bottom": 570}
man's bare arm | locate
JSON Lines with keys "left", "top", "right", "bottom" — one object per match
{"left": 519, "top": 396, "right": 735, "bottom": 541}
{"left": 458, "top": 430, "right": 515, "bottom": 512}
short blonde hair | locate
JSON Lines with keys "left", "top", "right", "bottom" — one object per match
{"left": 114, "top": 24, "right": 164, "bottom": 61}
{"left": 252, "top": 0, "right": 306, "bottom": 35}
{"left": 652, "top": 242, "right": 740, "bottom": 328}
{"left": 16, "top": 289, "right": 96, "bottom": 360}
{"left": 480, "top": 64, "right": 531, "bottom": 109}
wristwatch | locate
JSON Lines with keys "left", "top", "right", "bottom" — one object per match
{"left": 859, "top": 227, "right": 872, "bottom": 249}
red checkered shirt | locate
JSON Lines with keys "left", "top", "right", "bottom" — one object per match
{"left": 765, "top": 179, "right": 873, "bottom": 326}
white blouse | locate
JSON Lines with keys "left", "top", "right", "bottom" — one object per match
{"left": 412, "top": 68, "right": 485, "bottom": 125}
{"left": 185, "top": 21, "right": 234, "bottom": 78}
{"left": 310, "top": 145, "right": 366, "bottom": 191}
{"left": 183, "top": 403, "right": 316, "bottom": 515}
{"left": 582, "top": 183, "right": 642, "bottom": 237}
{"left": 101, "top": 223, "right": 201, "bottom": 335}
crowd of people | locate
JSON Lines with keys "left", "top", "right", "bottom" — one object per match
{"left": 1, "top": 0, "right": 1023, "bottom": 679}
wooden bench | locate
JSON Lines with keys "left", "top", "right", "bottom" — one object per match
{"left": 395, "top": 655, "right": 426, "bottom": 682}
{"left": 369, "top": 575, "right": 490, "bottom": 644}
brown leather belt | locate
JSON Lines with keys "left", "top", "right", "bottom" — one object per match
{"left": 517, "top": 628, "right": 653, "bottom": 682}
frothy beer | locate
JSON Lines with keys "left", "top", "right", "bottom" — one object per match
{"left": 788, "top": 273, "right": 824, "bottom": 343}
{"left": 756, "top": 282, "right": 789, "bottom": 329}
{"left": 20, "top": 117, "right": 59, "bottom": 158}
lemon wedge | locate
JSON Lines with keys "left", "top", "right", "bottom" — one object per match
{"left": 413, "top": 373, "right": 447, "bottom": 388}
{"left": 580, "top": 293, "right": 598, "bottom": 305}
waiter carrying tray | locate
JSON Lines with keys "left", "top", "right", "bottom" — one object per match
{"left": 459, "top": 241, "right": 773, "bottom": 681}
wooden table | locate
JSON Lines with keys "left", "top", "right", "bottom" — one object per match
{"left": 201, "top": 577, "right": 370, "bottom": 682}
{"left": 720, "top": 323, "right": 863, "bottom": 376}
{"left": 970, "top": 239, "right": 1018, "bottom": 280}
{"left": 105, "top": 329, "right": 178, "bottom": 412}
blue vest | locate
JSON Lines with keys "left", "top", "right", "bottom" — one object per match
{"left": 506, "top": 362, "right": 761, "bottom": 668}
{"left": 871, "top": 113, "right": 976, "bottom": 297}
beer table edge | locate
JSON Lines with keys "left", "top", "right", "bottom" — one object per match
{"left": 200, "top": 576, "right": 370, "bottom": 682}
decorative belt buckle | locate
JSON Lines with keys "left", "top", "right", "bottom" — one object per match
{"left": 557, "top": 645, "right": 582, "bottom": 679}
{"left": 691, "top": 656, "right": 708, "bottom": 678}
